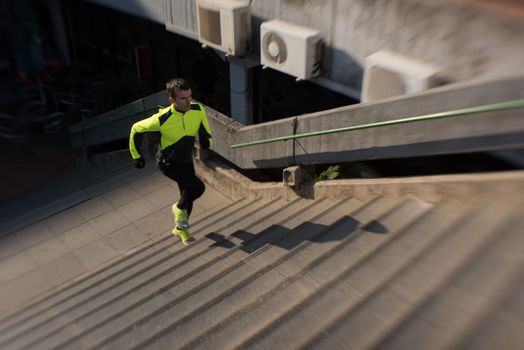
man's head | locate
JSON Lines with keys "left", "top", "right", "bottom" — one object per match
{"left": 166, "top": 78, "right": 192, "bottom": 113}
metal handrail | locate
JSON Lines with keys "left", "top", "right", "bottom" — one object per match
{"left": 230, "top": 98, "right": 524, "bottom": 149}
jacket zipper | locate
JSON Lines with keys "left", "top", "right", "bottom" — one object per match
{"left": 181, "top": 113, "right": 186, "bottom": 130}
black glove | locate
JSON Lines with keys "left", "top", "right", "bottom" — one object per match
{"left": 134, "top": 157, "right": 145, "bottom": 169}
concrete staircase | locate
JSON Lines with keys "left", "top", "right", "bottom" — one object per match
{"left": 0, "top": 182, "right": 522, "bottom": 349}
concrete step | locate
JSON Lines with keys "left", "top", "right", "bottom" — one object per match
{"left": 98, "top": 196, "right": 422, "bottom": 349}
{"left": 166, "top": 195, "right": 389, "bottom": 349}
{"left": 188, "top": 196, "right": 461, "bottom": 350}
{"left": 0, "top": 196, "right": 246, "bottom": 333}
{"left": 140, "top": 195, "right": 430, "bottom": 350}
{"left": 452, "top": 265, "right": 524, "bottom": 350}
{"left": 0, "top": 197, "right": 324, "bottom": 349}
{"left": 222, "top": 197, "right": 478, "bottom": 349}
{"left": 366, "top": 198, "right": 524, "bottom": 350}
{"left": 297, "top": 196, "right": 520, "bottom": 350}
{"left": 47, "top": 197, "right": 331, "bottom": 349}
{"left": 88, "top": 196, "right": 361, "bottom": 350}
{"left": 0, "top": 197, "right": 251, "bottom": 346}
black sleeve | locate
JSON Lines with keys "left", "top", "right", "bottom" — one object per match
{"left": 133, "top": 132, "right": 144, "bottom": 158}
{"left": 198, "top": 124, "right": 211, "bottom": 150}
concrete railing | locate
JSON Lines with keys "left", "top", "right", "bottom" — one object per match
{"left": 69, "top": 91, "right": 167, "bottom": 149}
{"left": 209, "top": 76, "right": 524, "bottom": 169}
{"left": 70, "top": 76, "right": 524, "bottom": 170}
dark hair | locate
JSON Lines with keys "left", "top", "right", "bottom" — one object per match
{"left": 166, "top": 78, "right": 191, "bottom": 98}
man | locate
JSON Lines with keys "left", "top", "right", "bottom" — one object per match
{"left": 129, "top": 78, "right": 212, "bottom": 245}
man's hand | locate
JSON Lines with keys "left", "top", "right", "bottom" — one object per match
{"left": 134, "top": 157, "right": 145, "bottom": 169}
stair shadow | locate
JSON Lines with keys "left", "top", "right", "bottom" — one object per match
{"left": 204, "top": 215, "right": 389, "bottom": 254}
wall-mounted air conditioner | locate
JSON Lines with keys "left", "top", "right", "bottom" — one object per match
{"left": 362, "top": 50, "right": 441, "bottom": 102}
{"left": 260, "top": 19, "right": 322, "bottom": 81}
{"left": 196, "top": 0, "right": 251, "bottom": 56}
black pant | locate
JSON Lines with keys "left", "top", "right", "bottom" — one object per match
{"left": 159, "top": 160, "right": 205, "bottom": 217}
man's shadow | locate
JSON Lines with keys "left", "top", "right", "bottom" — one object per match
{"left": 204, "top": 215, "right": 388, "bottom": 254}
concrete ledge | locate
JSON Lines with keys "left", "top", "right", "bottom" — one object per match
{"left": 195, "top": 158, "right": 299, "bottom": 201}
{"left": 312, "top": 170, "right": 524, "bottom": 203}
{"left": 196, "top": 154, "right": 524, "bottom": 203}
{"left": 90, "top": 150, "right": 131, "bottom": 167}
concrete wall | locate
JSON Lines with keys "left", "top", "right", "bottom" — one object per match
{"left": 327, "top": 0, "right": 524, "bottom": 86}
{"left": 86, "top": 0, "right": 524, "bottom": 93}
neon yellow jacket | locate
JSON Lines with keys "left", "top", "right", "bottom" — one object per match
{"left": 129, "top": 103, "right": 212, "bottom": 163}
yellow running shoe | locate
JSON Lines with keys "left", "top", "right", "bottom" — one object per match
{"left": 173, "top": 227, "right": 195, "bottom": 245}
{"left": 172, "top": 203, "right": 189, "bottom": 230}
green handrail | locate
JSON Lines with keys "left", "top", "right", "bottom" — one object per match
{"left": 230, "top": 98, "right": 524, "bottom": 149}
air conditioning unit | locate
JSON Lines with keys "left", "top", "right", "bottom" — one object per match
{"left": 362, "top": 50, "right": 441, "bottom": 102}
{"left": 196, "top": 0, "right": 251, "bottom": 56}
{"left": 260, "top": 19, "right": 322, "bottom": 81}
